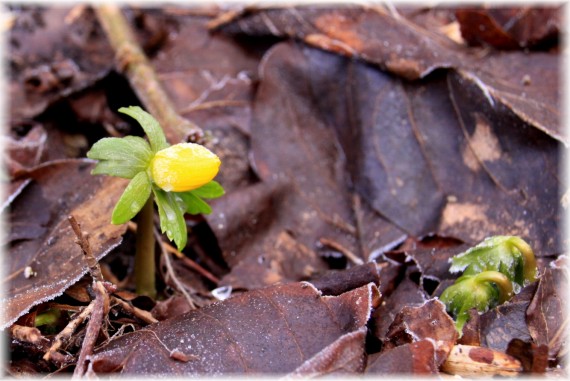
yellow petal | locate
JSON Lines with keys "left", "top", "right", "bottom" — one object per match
{"left": 150, "top": 143, "right": 221, "bottom": 192}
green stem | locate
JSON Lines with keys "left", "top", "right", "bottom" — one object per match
{"left": 474, "top": 270, "right": 513, "bottom": 303}
{"left": 135, "top": 196, "right": 156, "bottom": 298}
{"left": 508, "top": 237, "right": 537, "bottom": 282}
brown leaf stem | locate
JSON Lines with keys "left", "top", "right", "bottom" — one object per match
{"left": 94, "top": 4, "right": 203, "bottom": 143}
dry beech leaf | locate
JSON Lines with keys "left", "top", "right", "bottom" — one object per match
{"left": 441, "top": 344, "right": 522, "bottom": 377}
{"left": 9, "top": 8, "right": 114, "bottom": 123}
{"left": 383, "top": 299, "right": 458, "bottom": 367}
{"left": 286, "top": 327, "right": 368, "bottom": 376}
{"left": 455, "top": 7, "right": 560, "bottom": 49}
{"left": 372, "top": 276, "right": 428, "bottom": 342}
{"left": 202, "top": 6, "right": 561, "bottom": 289}
{"left": 366, "top": 340, "right": 438, "bottom": 374}
{"left": 211, "top": 5, "right": 464, "bottom": 80}
{"left": 506, "top": 339, "right": 549, "bottom": 374}
{"left": 253, "top": 42, "right": 561, "bottom": 255}
{"left": 90, "top": 282, "right": 380, "bottom": 375}
{"left": 479, "top": 284, "right": 536, "bottom": 353}
{"left": 2, "top": 159, "right": 127, "bottom": 328}
{"left": 213, "top": 5, "right": 562, "bottom": 143}
{"left": 526, "top": 266, "right": 569, "bottom": 359}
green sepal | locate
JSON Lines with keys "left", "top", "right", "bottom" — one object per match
{"left": 177, "top": 191, "right": 212, "bottom": 215}
{"left": 449, "top": 236, "right": 535, "bottom": 289}
{"left": 119, "top": 106, "right": 169, "bottom": 153}
{"left": 440, "top": 274, "right": 499, "bottom": 330}
{"left": 440, "top": 270, "right": 512, "bottom": 334}
{"left": 112, "top": 171, "right": 152, "bottom": 224}
{"left": 152, "top": 186, "right": 188, "bottom": 250}
{"left": 190, "top": 181, "right": 225, "bottom": 199}
{"left": 87, "top": 136, "right": 153, "bottom": 179}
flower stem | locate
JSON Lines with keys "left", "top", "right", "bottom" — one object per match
{"left": 135, "top": 196, "right": 156, "bottom": 298}
{"left": 474, "top": 271, "right": 513, "bottom": 303}
{"left": 508, "top": 236, "right": 538, "bottom": 282}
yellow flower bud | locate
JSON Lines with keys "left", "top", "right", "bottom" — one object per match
{"left": 150, "top": 143, "right": 221, "bottom": 192}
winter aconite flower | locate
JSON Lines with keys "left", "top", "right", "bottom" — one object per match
{"left": 86, "top": 106, "right": 224, "bottom": 250}
{"left": 150, "top": 143, "right": 221, "bottom": 192}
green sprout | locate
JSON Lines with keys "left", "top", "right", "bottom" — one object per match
{"left": 440, "top": 236, "right": 538, "bottom": 334}
{"left": 86, "top": 106, "right": 224, "bottom": 296}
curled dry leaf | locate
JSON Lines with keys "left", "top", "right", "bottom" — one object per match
{"left": 211, "top": 5, "right": 464, "bottom": 80}
{"left": 506, "top": 339, "right": 549, "bottom": 374}
{"left": 2, "top": 159, "right": 128, "bottom": 328}
{"left": 441, "top": 344, "right": 522, "bottom": 377}
{"left": 526, "top": 265, "right": 569, "bottom": 360}
{"left": 90, "top": 282, "right": 379, "bottom": 375}
{"left": 455, "top": 7, "right": 561, "bottom": 50}
{"left": 366, "top": 340, "right": 438, "bottom": 374}
{"left": 286, "top": 327, "right": 368, "bottom": 376}
{"left": 3, "top": 124, "right": 48, "bottom": 177}
{"left": 372, "top": 276, "right": 427, "bottom": 342}
{"left": 383, "top": 299, "right": 458, "bottom": 367}
{"left": 309, "top": 262, "right": 379, "bottom": 296}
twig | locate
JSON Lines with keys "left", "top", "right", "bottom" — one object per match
{"left": 319, "top": 237, "right": 364, "bottom": 266}
{"left": 94, "top": 4, "right": 203, "bottom": 143}
{"left": 10, "top": 324, "right": 48, "bottom": 345}
{"left": 73, "top": 281, "right": 109, "bottom": 378}
{"left": 111, "top": 296, "right": 158, "bottom": 325}
{"left": 43, "top": 302, "right": 96, "bottom": 362}
{"left": 155, "top": 228, "right": 197, "bottom": 310}
{"left": 162, "top": 241, "right": 220, "bottom": 284}
{"left": 68, "top": 215, "right": 103, "bottom": 282}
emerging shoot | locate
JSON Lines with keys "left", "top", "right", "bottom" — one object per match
{"left": 440, "top": 271, "right": 512, "bottom": 333}
{"left": 440, "top": 236, "right": 538, "bottom": 334}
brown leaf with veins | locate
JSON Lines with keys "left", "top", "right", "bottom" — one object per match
{"left": 2, "top": 159, "right": 127, "bottom": 328}
{"left": 287, "top": 327, "right": 368, "bottom": 376}
{"left": 213, "top": 5, "right": 562, "bottom": 143}
{"left": 245, "top": 42, "right": 562, "bottom": 256}
{"left": 91, "top": 282, "right": 379, "bottom": 375}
